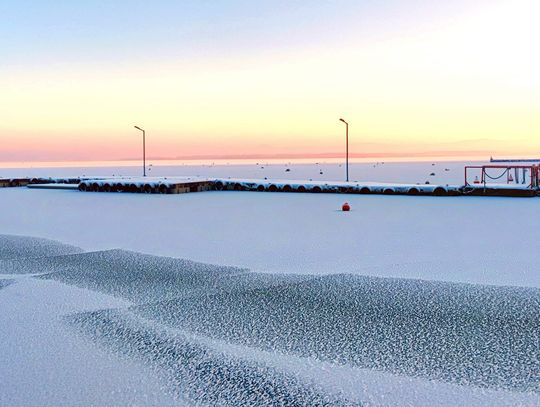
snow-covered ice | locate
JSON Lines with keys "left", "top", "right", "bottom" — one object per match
{"left": 0, "top": 186, "right": 539, "bottom": 287}
{"left": 1, "top": 161, "right": 539, "bottom": 406}
{"left": 0, "top": 234, "right": 83, "bottom": 260}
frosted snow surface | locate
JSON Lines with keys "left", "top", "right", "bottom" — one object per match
{"left": 1, "top": 161, "right": 540, "bottom": 406}
{"left": 0, "top": 278, "right": 14, "bottom": 290}
{"left": 0, "top": 234, "right": 83, "bottom": 260}
{"left": 0, "top": 237, "right": 538, "bottom": 406}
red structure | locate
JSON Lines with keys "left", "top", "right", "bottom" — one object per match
{"left": 464, "top": 165, "right": 539, "bottom": 189}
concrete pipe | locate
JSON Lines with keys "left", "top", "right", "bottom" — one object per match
{"left": 282, "top": 185, "right": 292, "bottom": 192}
{"left": 311, "top": 186, "right": 322, "bottom": 193}
{"left": 433, "top": 187, "right": 447, "bottom": 196}
{"left": 214, "top": 181, "right": 224, "bottom": 191}
{"left": 78, "top": 182, "right": 88, "bottom": 191}
{"left": 143, "top": 184, "right": 153, "bottom": 193}
{"left": 360, "top": 187, "right": 371, "bottom": 194}
{"left": 407, "top": 187, "right": 419, "bottom": 195}
{"left": 268, "top": 184, "right": 278, "bottom": 192}
{"left": 383, "top": 188, "right": 395, "bottom": 195}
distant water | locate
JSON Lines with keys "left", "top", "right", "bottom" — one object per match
{"left": 0, "top": 158, "right": 490, "bottom": 185}
{"left": 0, "top": 155, "right": 490, "bottom": 169}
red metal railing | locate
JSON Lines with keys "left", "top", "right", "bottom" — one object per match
{"left": 464, "top": 165, "right": 539, "bottom": 189}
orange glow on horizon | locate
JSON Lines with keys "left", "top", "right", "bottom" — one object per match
{"left": 1, "top": 1, "right": 539, "bottom": 163}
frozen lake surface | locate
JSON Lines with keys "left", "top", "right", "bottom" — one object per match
{"left": 1, "top": 159, "right": 472, "bottom": 185}
{"left": 0, "top": 185, "right": 538, "bottom": 287}
{"left": 1, "top": 161, "right": 539, "bottom": 406}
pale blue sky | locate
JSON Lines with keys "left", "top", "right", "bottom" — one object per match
{"left": 1, "top": 1, "right": 476, "bottom": 66}
{"left": 4, "top": 0, "right": 539, "bottom": 162}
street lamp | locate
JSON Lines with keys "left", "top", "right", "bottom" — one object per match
{"left": 134, "top": 125, "right": 146, "bottom": 177}
{"left": 339, "top": 118, "right": 349, "bottom": 182}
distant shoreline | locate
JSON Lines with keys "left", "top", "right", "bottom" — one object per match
{"left": 0, "top": 156, "right": 493, "bottom": 170}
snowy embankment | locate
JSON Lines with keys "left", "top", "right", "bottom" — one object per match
{"left": 1, "top": 235, "right": 539, "bottom": 406}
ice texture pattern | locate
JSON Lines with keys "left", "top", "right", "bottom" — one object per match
{"left": 0, "top": 234, "right": 83, "bottom": 261}
{"left": 2, "top": 235, "right": 540, "bottom": 406}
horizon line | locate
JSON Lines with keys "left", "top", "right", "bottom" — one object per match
{"left": 0, "top": 150, "right": 503, "bottom": 164}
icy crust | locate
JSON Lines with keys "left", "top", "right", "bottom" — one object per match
{"left": 135, "top": 274, "right": 540, "bottom": 393}
{"left": 32, "top": 247, "right": 540, "bottom": 393}
{"left": 65, "top": 309, "right": 359, "bottom": 406}
{"left": 0, "top": 279, "right": 14, "bottom": 290}
{"left": 23, "top": 246, "right": 539, "bottom": 398}
{"left": 35, "top": 249, "right": 310, "bottom": 302}
{"left": 36, "top": 250, "right": 249, "bottom": 302}
{"left": 0, "top": 234, "right": 83, "bottom": 261}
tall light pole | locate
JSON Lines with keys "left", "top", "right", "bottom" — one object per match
{"left": 134, "top": 126, "right": 146, "bottom": 177}
{"left": 339, "top": 118, "right": 349, "bottom": 182}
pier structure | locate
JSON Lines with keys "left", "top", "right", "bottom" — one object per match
{"left": 1, "top": 167, "right": 539, "bottom": 197}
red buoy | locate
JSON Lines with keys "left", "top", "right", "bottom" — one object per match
{"left": 342, "top": 202, "right": 350, "bottom": 211}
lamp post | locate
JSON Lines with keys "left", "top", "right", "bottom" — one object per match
{"left": 339, "top": 118, "right": 349, "bottom": 182}
{"left": 134, "top": 126, "right": 146, "bottom": 177}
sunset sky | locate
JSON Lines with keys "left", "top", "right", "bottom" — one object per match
{"left": 1, "top": 0, "right": 539, "bottom": 162}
